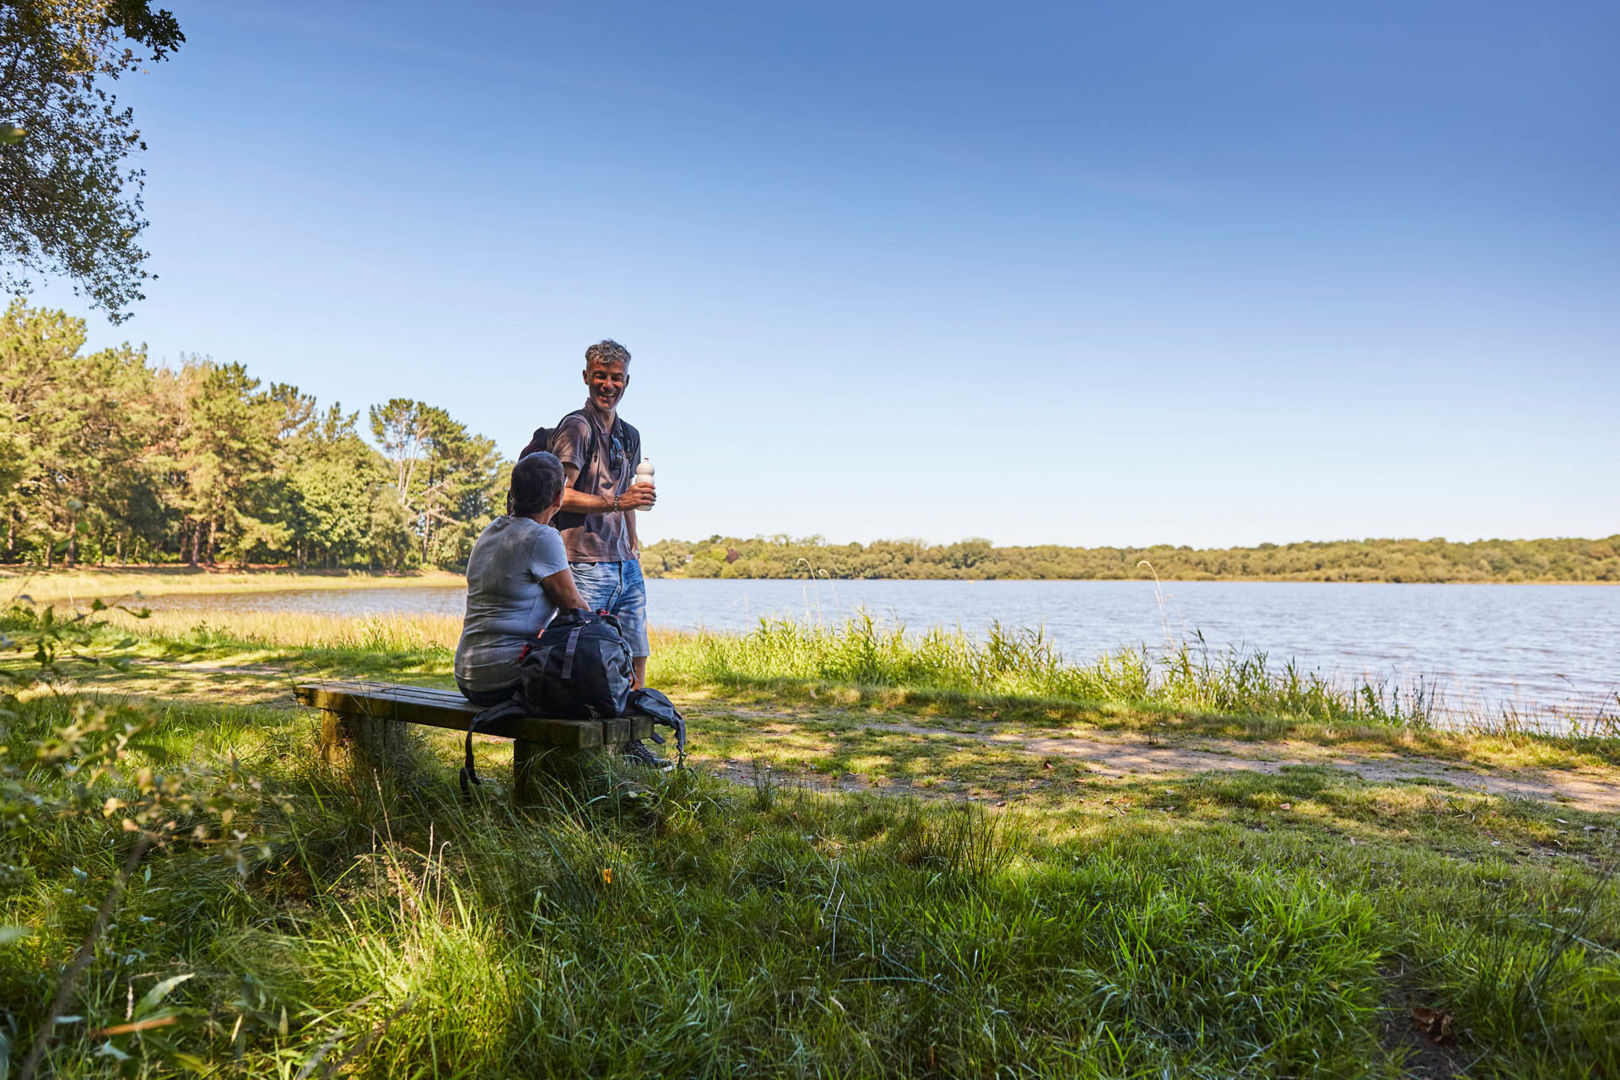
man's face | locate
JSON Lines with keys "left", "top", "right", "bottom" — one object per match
{"left": 583, "top": 359, "right": 629, "bottom": 413}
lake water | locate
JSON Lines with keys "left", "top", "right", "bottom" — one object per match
{"left": 147, "top": 578, "right": 1620, "bottom": 723}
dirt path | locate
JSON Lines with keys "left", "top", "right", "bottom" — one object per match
{"left": 852, "top": 719, "right": 1620, "bottom": 813}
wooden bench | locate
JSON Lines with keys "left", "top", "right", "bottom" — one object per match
{"left": 294, "top": 681, "right": 654, "bottom": 801}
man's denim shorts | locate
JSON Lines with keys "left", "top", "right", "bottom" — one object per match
{"left": 569, "top": 558, "right": 650, "bottom": 657}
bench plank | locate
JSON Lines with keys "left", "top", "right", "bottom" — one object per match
{"left": 293, "top": 681, "right": 652, "bottom": 749}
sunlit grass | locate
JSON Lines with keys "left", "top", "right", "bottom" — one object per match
{"left": 654, "top": 614, "right": 1431, "bottom": 721}
{"left": 100, "top": 607, "right": 465, "bottom": 651}
{"left": 1, "top": 566, "right": 462, "bottom": 604}
{"left": 88, "top": 608, "right": 1425, "bottom": 728}
{"left": 653, "top": 615, "right": 1620, "bottom": 742}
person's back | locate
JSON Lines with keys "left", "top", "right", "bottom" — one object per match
{"left": 454, "top": 516, "right": 569, "bottom": 697}
{"left": 453, "top": 453, "right": 583, "bottom": 704}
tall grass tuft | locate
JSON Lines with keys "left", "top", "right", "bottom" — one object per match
{"left": 653, "top": 614, "right": 1439, "bottom": 728}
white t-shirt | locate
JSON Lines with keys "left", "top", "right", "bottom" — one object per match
{"left": 454, "top": 516, "right": 570, "bottom": 692}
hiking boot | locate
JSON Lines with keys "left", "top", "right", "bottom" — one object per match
{"left": 620, "top": 739, "right": 672, "bottom": 771}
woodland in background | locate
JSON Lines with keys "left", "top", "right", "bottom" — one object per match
{"left": 0, "top": 301, "right": 503, "bottom": 570}
{"left": 642, "top": 535, "right": 1620, "bottom": 583}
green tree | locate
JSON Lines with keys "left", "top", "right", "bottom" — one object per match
{"left": 639, "top": 533, "right": 1620, "bottom": 583}
{"left": 368, "top": 398, "right": 503, "bottom": 569}
{"left": 0, "top": 1, "right": 184, "bottom": 321}
{"left": 415, "top": 408, "right": 501, "bottom": 569}
{"left": 174, "top": 359, "right": 282, "bottom": 565}
{"left": 63, "top": 340, "right": 158, "bottom": 564}
{"left": 0, "top": 301, "right": 519, "bottom": 569}
{"left": 0, "top": 300, "right": 81, "bottom": 560}
{"left": 284, "top": 404, "right": 386, "bottom": 568}
{"left": 367, "top": 495, "right": 418, "bottom": 572}
{"left": 368, "top": 398, "right": 431, "bottom": 506}
{"left": 0, "top": 301, "right": 155, "bottom": 565}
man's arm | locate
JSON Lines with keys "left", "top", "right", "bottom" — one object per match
{"left": 559, "top": 463, "right": 656, "bottom": 514}
{"left": 539, "top": 566, "right": 587, "bottom": 612}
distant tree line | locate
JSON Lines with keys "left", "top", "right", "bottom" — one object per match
{"left": 642, "top": 534, "right": 1620, "bottom": 583}
{"left": 0, "top": 301, "right": 504, "bottom": 570}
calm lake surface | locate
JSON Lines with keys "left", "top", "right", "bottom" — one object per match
{"left": 148, "top": 579, "right": 1619, "bottom": 722}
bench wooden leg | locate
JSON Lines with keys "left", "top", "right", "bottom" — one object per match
{"left": 318, "top": 710, "right": 349, "bottom": 763}
{"left": 319, "top": 710, "right": 406, "bottom": 769}
{"left": 356, "top": 712, "right": 406, "bottom": 764}
{"left": 513, "top": 739, "right": 542, "bottom": 804}
{"left": 513, "top": 740, "right": 604, "bottom": 803}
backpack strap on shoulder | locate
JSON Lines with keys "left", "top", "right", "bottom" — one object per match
{"left": 560, "top": 409, "right": 600, "bottom": 489}
{"left": 617, "top": 418, "right": 640, "bottom": 465}
{"left": 520, "top": 411, "right": 601, "bottom": 471}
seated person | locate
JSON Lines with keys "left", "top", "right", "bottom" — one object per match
{"left": 454, "top": 452, "right": 586, "bottom": 705}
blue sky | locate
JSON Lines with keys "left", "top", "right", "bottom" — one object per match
{"left": 38, "top": 0, "right": 1620, "bottom": 546}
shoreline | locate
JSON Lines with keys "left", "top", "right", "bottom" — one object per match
{"left": 5, "top": 565, "right": 1615, "bottom": 603}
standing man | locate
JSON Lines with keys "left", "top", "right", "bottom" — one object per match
{"left": 550, "top": 340, "right": 657, "bottom": 688}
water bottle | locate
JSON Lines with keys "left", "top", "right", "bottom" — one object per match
{"left": 635, "top": 458, "right": 654, "bottom": 508}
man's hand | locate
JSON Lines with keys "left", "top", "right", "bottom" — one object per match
{"left": 618, "top": 482, "right": 657, "bottom": 511}
{"left": 558, "top": 466, "right": 657, "bottom": 515}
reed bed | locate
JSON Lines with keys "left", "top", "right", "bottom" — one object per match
{"left": 654, "top": 614, "right": 1416, "bottom": 718}
{"left": 653, "top": 615, "right": 1620, "bottom": 737}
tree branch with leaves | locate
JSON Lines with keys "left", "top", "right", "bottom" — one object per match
{"left": 0, "top": 1, "right": 183, "bottom": 322}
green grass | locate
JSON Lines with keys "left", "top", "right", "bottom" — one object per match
{"left": 2, "top": 593, "right": 1619, "bottom": 1076}
{"left": 3, "top": 681, "right": 1617, "bottom": 1078}
{"left": 53, "top": 607, "right": 1619, "bottom": 744}
{"left": 656, "top": 615, "right": 1429, "bottom": 721}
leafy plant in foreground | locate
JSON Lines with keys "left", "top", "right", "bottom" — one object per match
{"left": 0, "top": 599, "right": 285, "bottom": 1078}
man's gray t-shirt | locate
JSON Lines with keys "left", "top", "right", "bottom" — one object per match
{"left": 551, "top": 409, "right": 640, "bottom": 562}
{"left": 454, "top": 516, "right": 570, "bottom": 692}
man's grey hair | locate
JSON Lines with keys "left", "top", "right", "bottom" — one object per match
{"left": 585, "top": 339, "right": 631, "bottom": 368}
